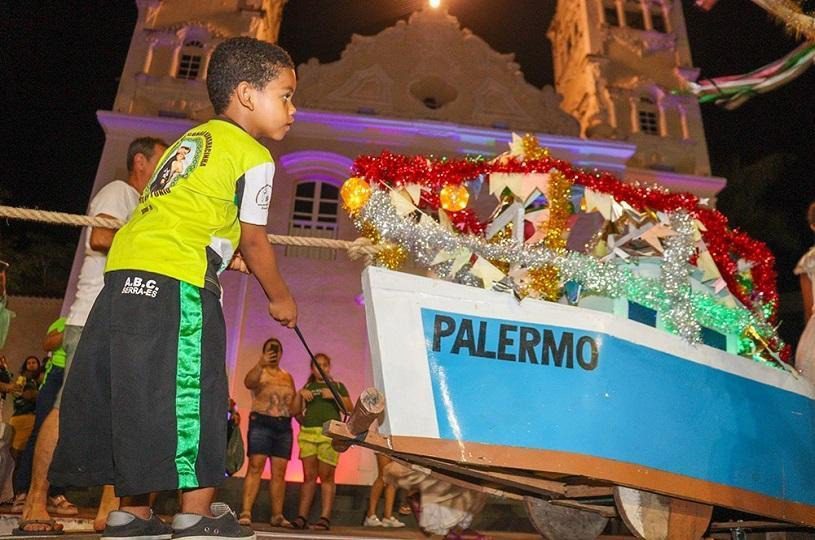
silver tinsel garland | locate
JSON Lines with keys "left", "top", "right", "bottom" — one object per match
{"left": 356, "top": 189, "right": 771, "bottom": 345}
{"left": 660, "top": 211, "right": 702, "bottom": 343}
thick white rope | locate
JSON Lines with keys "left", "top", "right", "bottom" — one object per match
{"left": 0, "top": 205, "right": 379, "bottom": 261}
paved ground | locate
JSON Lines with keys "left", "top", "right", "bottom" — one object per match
{"left": 0, "top": 510, "right": 546, "bottom": 540}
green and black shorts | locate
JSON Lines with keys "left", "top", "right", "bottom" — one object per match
{"left": 49, "top": 270, "right": 228, "bottom": 497}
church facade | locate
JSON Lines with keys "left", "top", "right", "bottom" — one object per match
{"left": 63, "top": 0, "right": 724, "bottom": 484}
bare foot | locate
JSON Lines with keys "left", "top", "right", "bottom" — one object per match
{"left": 94, "top": 485, "right": 120, "bottom": 531}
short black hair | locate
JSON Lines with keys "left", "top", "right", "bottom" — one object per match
{"left": 207, "top": 37, "right": 294, "bottom": 115}
{"left": 126, "top": 137, "right": 167, "bottom": 172}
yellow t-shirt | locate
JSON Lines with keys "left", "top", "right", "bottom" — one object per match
{"left": 106, "top": 119, "right": 275, "bottom": 291}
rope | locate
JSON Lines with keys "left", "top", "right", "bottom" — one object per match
{"left": 0, "top": 205, "right": 380, "bottom": 261}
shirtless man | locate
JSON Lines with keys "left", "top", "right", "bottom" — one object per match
{"left": 239, "top": 338, "right": 300, "bottom": 527}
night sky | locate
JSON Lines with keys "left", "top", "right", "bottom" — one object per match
{"left": 2, "top": 1, "right": 814, "bottom": 302}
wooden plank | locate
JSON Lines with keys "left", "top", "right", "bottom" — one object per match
{"left": 388, "top": 455, "right": 522, "bottom": 500}
{"left": 710, "top": 520, "right": 815, "bottom": 531}
{"left": 565, "top": 485, "right": 616, "bottom": 498}
{"left": 386, "top": 435, "right": 815, "bottom": 527}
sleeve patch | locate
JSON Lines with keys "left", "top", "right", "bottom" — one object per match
{"left": 238, "top": 162, "right": 275, "bottom": 226}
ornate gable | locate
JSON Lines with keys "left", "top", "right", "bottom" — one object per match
{"left": 295, "top": 9, "right": 579, "bottom": 137}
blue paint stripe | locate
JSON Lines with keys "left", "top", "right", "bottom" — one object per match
{"left": 420, "top": 308, "right": 815, "bottom": 506}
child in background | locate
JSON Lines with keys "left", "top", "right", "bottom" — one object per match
{"left": 291, "top": 354, "right": 353, "bottom": 531}
{"left": 364, "top": 451, "right": 406, "bottom": 528}
{"left": 8, "top": 357, "right": 42, "bottom": 459}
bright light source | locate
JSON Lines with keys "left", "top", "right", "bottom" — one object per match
{"left": 428, "top": 0, "right": 441, "bottom": 8}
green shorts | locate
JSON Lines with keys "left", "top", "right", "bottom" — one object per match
{"left": 297, "top": 426, "right": 338, "bottom": 466}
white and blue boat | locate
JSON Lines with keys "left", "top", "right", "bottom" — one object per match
{"left": 360, "top": 266, "right": 815, "bottom": 532}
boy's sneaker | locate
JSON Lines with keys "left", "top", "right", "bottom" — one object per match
{"left": 172, "top": 503, "right": 255, "bottom": 540}
{"left": 363, "top": 514, "right": 383, "bottom": 527}
{"left": 102, "top": 510, "right": 173, "bottom": 540}
{"left": 381, "top": 516, "right": 406, "bottom": 528}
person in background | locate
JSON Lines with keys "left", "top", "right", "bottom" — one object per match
{"left": 239, "top": 338, "right": 300, "bottom": 528}
{"left": 8, "top": 356, "right": 42, "bottom": 460}
{"left": 0, "top": 355, "right": 16, "bottom": 398}
{"left": 11, "top": 317, "right": 79, "bottom": 516}
{"left": 363, "top": 451, "right": 405, "bottom": 528}
{"left": 290, "top": 353, "right": 353, "bottom": 531}
{"left": 795, "top": 201, "right": 815, "bottom": 384}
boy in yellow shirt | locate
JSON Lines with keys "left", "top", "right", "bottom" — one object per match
{"left": 49, "top": 37, "right": 298, "bottom": 540}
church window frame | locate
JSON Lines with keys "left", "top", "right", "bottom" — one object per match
{"left": 635, "top": 96, "right": 662, "bottom": 136}
{"left": 176, "top": 40, "right": 205, "bottom": 80}
{"left": 287, "top": 179, "right": 340, "bottom": 260}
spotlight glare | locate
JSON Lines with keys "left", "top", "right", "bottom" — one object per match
{"left": 429, "top": 0, "right": 441, "bottom": 8}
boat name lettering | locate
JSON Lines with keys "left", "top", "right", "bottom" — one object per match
{"left": 431, "top": 314, "right": 598, "bottom": 371}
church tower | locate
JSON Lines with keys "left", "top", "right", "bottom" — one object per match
{"left": 548, "top": 1, "right": 711, "bottom": 176}
{"left": 112, "top": 0, "right": 286, "bottom": 121}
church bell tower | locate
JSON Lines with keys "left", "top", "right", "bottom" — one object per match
{"left": 549, "top": 0, "right": 710, "bottom": 176}
{"left": 113, "top": 0, "right": 287, "bottom": 121}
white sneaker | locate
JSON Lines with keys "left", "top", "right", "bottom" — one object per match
{"left": 381, "top": 516, "right": 406, "bottom": 528}
{"left": 363, "top": 515, "right": 383, "bottom": 527}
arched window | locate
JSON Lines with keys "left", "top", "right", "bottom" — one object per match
{"left": 637, "top": 96, "right": 660, "bottom": 135}
{"left": 287, "top": 180, "right": 340, "bottom": 260}
{"left": 176, "top": 40, "right": 204, "bottom": 80}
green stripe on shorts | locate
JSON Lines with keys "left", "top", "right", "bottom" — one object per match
{"left": 176, "top": 281, "right": 203, "bottom": 488}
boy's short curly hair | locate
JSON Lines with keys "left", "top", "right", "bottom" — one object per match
{"left": 207, "top": 37, "right": 294, "bottom": 115}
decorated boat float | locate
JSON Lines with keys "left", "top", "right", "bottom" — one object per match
{"left": 324, "top": 135, "right": 815, "bottom": 538}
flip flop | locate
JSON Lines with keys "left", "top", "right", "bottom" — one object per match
{"left": 289, "top": 515, "right": 308, "bottom": 530}
{"left": 238, "top": 512, "right": 252, "bottom": 526}
{"left": 12, "top": 518, "right": 65, "bottom": 536}
{"left": 309, "top": 516, "right": 330, "bottom": 531}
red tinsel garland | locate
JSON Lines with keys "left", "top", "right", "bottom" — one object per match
{"left": 351, "top": 151, "right": 780, "bottom": 326}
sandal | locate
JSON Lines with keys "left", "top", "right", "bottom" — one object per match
{"left": 398, "top": 502, "right": 412, "bottom": 515}
{"left": 238, "top": 511, "right": 252, "bottom": 526}
{"left": 310, "top": 516, "right": 330, "bottom": 531}
{"left": 12, "top": 518, "right": 65, "bottom": 536}
{"left": 289, "top": 515, "right": 308, "bottom": 529}
{"left": 269, "top": 515, "right": 292, "bottom": 528}
{"left": 47, "top": 495, "right": 79, "bottom": 516}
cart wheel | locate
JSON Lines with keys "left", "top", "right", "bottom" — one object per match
{"left": 613, "top": 486, "right": 712, "bottom": 540}
{"left": 524, "top": 496, "right": 609, "bottom": 540}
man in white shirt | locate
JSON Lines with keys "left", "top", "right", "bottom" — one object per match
{"left": 15, "top": 137, "right": 167, "bottom": 535}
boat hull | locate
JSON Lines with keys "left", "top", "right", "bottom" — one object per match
{"left": 362, "top": 267, "right": 815, "bottom": 526}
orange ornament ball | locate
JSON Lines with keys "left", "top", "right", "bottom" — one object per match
{"left": 439, "top": 184, "right": 469, "bottom": 212}
{"left": 340, "top": 177, "right": 372, "bottom": 211}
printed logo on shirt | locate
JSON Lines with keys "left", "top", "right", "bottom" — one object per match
{"left": 255, "top": 185, "right": 272, "bottom": 209}
{"left": 121, "top": 276, "right": 160, "bottom": 298}
{"left": 144, "top": 131, "right": 213, "bottom": 199}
